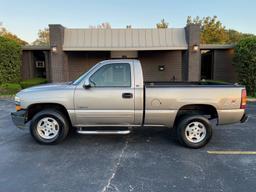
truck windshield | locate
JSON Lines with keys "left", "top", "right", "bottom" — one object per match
{"left": 72, "top": 63, "right": 99, "bottom": 85}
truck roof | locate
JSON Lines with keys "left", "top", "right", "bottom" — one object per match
{"left": 100, "top": 59, "right": 139, "bottom": 64}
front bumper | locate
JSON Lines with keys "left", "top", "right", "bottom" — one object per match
{"left": 240, "top": 113, "right": 249, "bottom": 123}
{"left": 11, "top": 110, "right": 27, "bottom": 129}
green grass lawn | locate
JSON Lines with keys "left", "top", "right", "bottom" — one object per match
{"left": 0, "top": 78, "right": 47, "bottom": 96}
{"left": 20, "top": 78, "right": 48, "bottom": 89}
{"left": 248, "top": 95, "right": 256, "bottom": 99}
{"left": 0, "top": 83, "right": 21, "bottom": 96}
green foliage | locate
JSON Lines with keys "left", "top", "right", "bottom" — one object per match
{"left": 1, "top": 32, "right": 28, "bottom": 46}
{"left": 226, "top": 29, "right": 255, "bottom": 43}
{"left": 0, "top": 23, "right": 27, "bottom": 45}
{"left": 233, "top": 37, "right": 256, "bottom": 96}
{"left": 0, "top": 36, "right": 22, "bottom": 84}
{"left": 0, "top": 83, "right": 21, "bottom": 95}
{"left": 32, "top": 28, "right": 49, "bottom": 45}
{"left": 187, "top": 16, "right": 228, "bottom": 44}
{"left": 20, "top": 78, "right": 48, "bottom": 89}
{"left": 156, "top": 19, "right": 169, "bottom": 28}
{"left": 0, "top": 78, "right": 47, "bottom": 95}
{"left": 187, "top": 16, "right": 255, "bottom": 44}
{"left": 89, "top": 22, "right": 111, "bottom": 29}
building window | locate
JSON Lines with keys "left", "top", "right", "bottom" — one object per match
{"left": 35, "top": 61, "right": 45, "bottom": 68}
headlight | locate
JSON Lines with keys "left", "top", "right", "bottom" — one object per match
{"left": 14, "top": 96, "right": 23, "bottom": 111}
{"left": 14, "top": 96, "right": 20, "bottom": 105}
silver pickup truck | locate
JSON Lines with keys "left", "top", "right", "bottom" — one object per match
{"left": 11, "top": 59, "right": 248, "bottom": 148}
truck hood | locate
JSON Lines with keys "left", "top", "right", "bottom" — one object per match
{"left": 15, "top": 82, "right": 76, "bottom": 109}
{"left": 20, "top": 82, "right": 73, "bottom": 93}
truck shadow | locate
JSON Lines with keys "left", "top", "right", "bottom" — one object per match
{"left": 65, "top": 126, "right": 180, "bottom": 147}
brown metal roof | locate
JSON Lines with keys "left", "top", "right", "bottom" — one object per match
{"left": 63, "top": 28, "right": 188, "bottom": 51}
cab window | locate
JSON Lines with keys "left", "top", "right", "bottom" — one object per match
{"left": 89, "top": 63, "right": 131, "bottom": 87}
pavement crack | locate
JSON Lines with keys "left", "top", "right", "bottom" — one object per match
{"left": 101, "top": 138, "right": 129, "bottom": 192}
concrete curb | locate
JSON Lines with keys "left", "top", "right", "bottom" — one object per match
{"left": 248, "top": 98, "right": 256, "bottom": 102}
{"left": 0, "top": 95, "right": 14, "bottom": 100}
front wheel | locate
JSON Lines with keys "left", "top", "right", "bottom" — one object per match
{"left": 176, "top": 115, "right": 212, "bottom": 148}
{"left": 30, "top": 109, "right": 69, "bottom": 144}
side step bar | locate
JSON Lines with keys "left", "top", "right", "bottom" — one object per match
{"left": 76, "top": 129, "right": 131, "bottom": 135}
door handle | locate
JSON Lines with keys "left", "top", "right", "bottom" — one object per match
{"left": 122, "top": 93, "right": 133, "bottom": 99}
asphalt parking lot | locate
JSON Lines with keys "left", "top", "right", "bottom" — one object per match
{"left": 0, "top": 100, "right": 256, "bottom": 192}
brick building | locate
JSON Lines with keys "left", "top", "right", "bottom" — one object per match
{"left": 21, "top": 24, "right": 236, "bottom": 83}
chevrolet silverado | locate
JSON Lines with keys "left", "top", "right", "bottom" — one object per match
{"left": 11, "top": 59, "right": 248, "bottom": 148}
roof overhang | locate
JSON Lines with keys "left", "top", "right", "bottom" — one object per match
{"left": 63, "top": 47, "right": 188, "bottom": 51}
{"left": 22, "top": 45, "right": 50, "bottom": 51}
{"left": 63, "top": 28, "right": 188, "bottom": 51}
{"left": 200, "top": 44, "right": 235, "bottom": 50}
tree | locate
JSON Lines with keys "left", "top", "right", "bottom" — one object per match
{"left": 187, "top": 16, "right": 229, "bottom": 44}
{"left": 156, "top": 19, "right": 169, "bottom": 28}
{"left": 226, "top": 29, "right": 255, "bottom": 43}
{"left": 32, "top": 28, "right": 49, "bottom": 45}
{"left": 0, "top": 22, "right": 6, "bottom": 33}
{"left": 0, "top": 36, "right": 21, "bottom": 83}
{"left": 0, "top": 22, "right": 27, "bottom": 45}
{"left": 233, "top": 37, "right": 256, "bottom": 96}
{"left": 226, "top": 29, "right": 243, "bottom": 43}
{"left": 187, "top": 16, "right": 255, "bottom": 44}
{"left": 89, "top": 22, "right": 111, "bottom": 29}
{"left": 1, "top": 32, "right": 27, "bottom": 45}
{"left": 126, "top": 25, "right": 132, "bottom": 29}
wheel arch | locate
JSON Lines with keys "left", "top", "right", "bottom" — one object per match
{"left": 26, "top": 103, "right": 72, "bottom": 126}
{"left": 174, "top": 104, "right": 218, "bottom": 127}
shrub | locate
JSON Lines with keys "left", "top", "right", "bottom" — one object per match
{"left": 0, "top": 36, "right": 22, "bottom": 84}
{"left": 233, "top": 37, "right": 256, "bottom": 97}
{"left": 20, "top": 78, "right": 48, "bottom": 89}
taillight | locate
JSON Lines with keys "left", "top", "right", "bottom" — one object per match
{"left": 241, "top": 89, "right": 247, "bottom": 109}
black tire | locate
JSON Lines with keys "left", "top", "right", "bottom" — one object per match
{"left": 176, "top": 115, "right": 212, "bottom": 148}
{"left": 30, "top": 109, "right": 69, "bottom": 144}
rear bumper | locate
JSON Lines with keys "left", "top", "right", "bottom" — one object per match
{"left": 240, "top": 113, "right": 249, "bottom": 123}
{"left": 11, "top": 110, "right": 27, "bottom": 129}
{"left": 218, "top": 109, "right": 246, "bottom": 125}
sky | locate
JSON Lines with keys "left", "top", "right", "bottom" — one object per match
{"left": 0, "top": 0, "right": 255, "bottom": 43}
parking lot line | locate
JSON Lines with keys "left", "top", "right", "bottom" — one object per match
{"left": 207, "top": 151, "right": 256, "bottom": 155}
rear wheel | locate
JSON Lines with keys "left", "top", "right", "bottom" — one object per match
{"left": 176, "top": 115, "right": 212, "bottom": 148}
{"left": 30, "top": 109, "right": 69, "bottom": 144}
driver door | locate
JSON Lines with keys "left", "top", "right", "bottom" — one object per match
{"left": 74, "top": 62, "right": 135, "bottom": 126}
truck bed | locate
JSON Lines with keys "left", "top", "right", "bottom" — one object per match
{"left": 143, "top": 81, "right": 245, "bottom": 127}
{"left": 145, "top": 81, "right": 242, "bottom": 87}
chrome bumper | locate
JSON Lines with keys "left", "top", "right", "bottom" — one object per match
{"left": 11, "top": 110, "right": 27, "bottom": 129}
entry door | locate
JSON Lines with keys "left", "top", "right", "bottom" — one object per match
{"left": 201, "top": 50, "right": 214, "bottom": 80}
{"left": 74, "top": 63, "right": 135, "bottom": 126}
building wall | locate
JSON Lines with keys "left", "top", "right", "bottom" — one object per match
{"left": 67, "top": 50, "right": 182, "bottom": 82}
{"left": 213, "top": 49, "right": 237, "bottom": 82}
{"left": 185, "top": 24, "right": 201, "bottom": 81}
{"left": 22, "top": 49, "right": 237, "bottom": 83}
{"left": 67, "top": 51, "right": 110, "bottom": 80}
{"left": 139, "top": 51, "right": 182, "bottom": 81}
{"left": 21, "top": 51, "right": 34, "bottom": 80}
{"left": 49, "top": 25, "right": 69, "bottom": 82}
{"left": 21, "top": 50, "right": 51, "bottom": 81}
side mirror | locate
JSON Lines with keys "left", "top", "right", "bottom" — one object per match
{"left": 83, "top": 79, "right": 91, "bottom": 89}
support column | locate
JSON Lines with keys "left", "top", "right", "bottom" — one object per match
{"left": 43, "top": 51, "right": 51, "bottom": 82}
{"left": 185, "top": 24, "right": 201, "bottom": 81}
{"left": 49, "top": 24, "right": 69, "bottom": 82}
